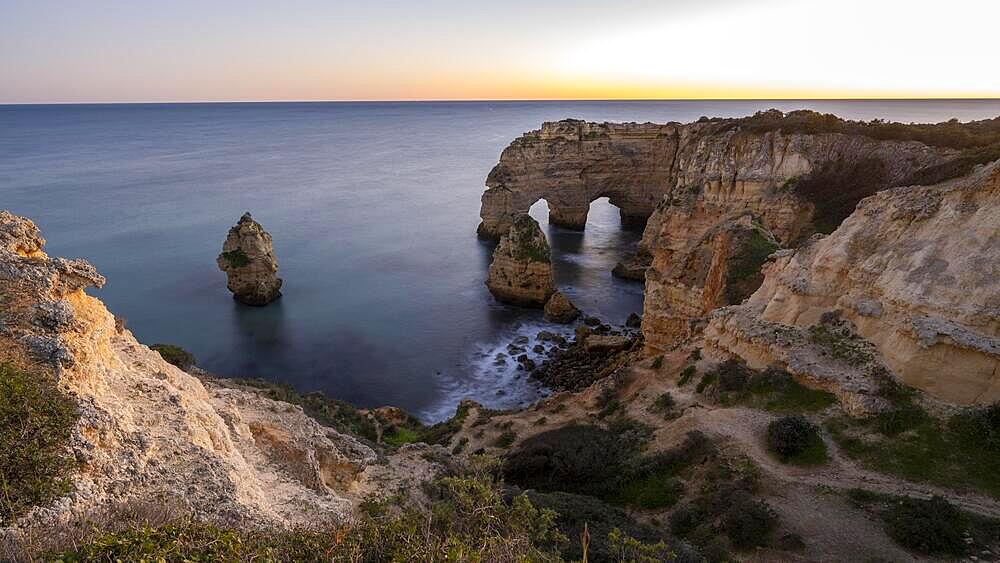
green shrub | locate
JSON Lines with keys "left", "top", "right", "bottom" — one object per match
{"left": 55, "top": 471, "right": 567, "bottom": 562}
{"left": 950, "top": 403, "right": 1000, "bottom": 451}
{"left": 722, "top": 368, "right": 836, "bottom": 414}
{"left": 383, "top": 426, "right": 422, "bottom": 446}
{"left": 651, "top": 355, "right": 664, "bottom": 370}
{"left": 527, "top": 491, "right": 672, "bottom": 562}
{"left": 650, "top": 392, "right": 676, "bottom": 413}
{"left": 503, "top": 425, "right": 628, "bottom": 497}
{"left": 722, "top": 496, "right": 778, "bottom": 549}
{"left": 495, "top": 430, "right": 517, "bottom": 448}
{"left": 808, "top": 322, "right": 874, "bottom": 366}
{"left": 150, "top": 343, "right": 196, "bottom": 371}
{"left": 715, "top": 360, "right": 751, "bottom": 392}
{"left": 677, "top": 365, "right": 696, "bottom": 386}
{"left": 504, "top": 426, "right": 708, "bottom": 510}
{"left": 724, "top": 229, "right": 778, "bottom": 304}
{"left": 668, "top": 457, "right": 778, "bottom": 553}
{"left": 766, "top": 416, "right": 827, "bottom": 465}
{"left": 883, "top": 496, "right": 968, "bottom": 556}
{"left": 229, "top": 379, "right": 380, "bottom": 442}
{"left": 695, "top": 371, "right": 717, "bottom": 394}
{"left": 734, "top": 110, "right": 1000, "bottom": 150}
{"left": 0, "top": 363, "right": 79, "bottom": 524}
{"left": 220, "top": 248, "right": 250, "bottom": 268}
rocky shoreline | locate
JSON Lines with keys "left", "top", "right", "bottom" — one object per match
{"left": 5, "top": 110, "right": 1000, "bottom": 562}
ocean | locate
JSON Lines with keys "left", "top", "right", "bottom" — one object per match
{"left": 3, "top": 99, "right": 999, "bottom": 421}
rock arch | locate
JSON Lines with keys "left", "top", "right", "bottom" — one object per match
{"left": 477, "top": 120, "right": 678, "bottom": 239}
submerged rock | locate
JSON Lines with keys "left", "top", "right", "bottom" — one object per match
{"left": 486, "top": 214, "right": 554, "bottom": 307}
{"left": 544, "top": 290, "right": 579, "bottom": 323}
{"left": 217, "top": 212, "right": 283, "bottom": 306}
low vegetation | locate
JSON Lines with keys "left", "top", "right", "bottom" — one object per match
{"left": 502, "top": 424, "right": 710, "bottom": 512}
{"left": 0, "top": 362, "right": 79, "bottom": 525}
{"left": 669, "top": 455, "right": 778, "bottom": 559}
{"left": 808, "top": 318, "right": 875, "bottom": 367}
{"left": 766, "top": 415, "right": 828, "bottom": 465}
{"left": 41, "top": 462, "right": 686, "bottom": 562}
{"left": 729, "top": 109, "right": 1000, "bottom": 150}
{"left": 227, "top": 378, "right": 381, "bottom": 442}
{"left": 698, "top": 360, "right": 835, "bottom": 414}
{"left": 220, "top": 248, "right": 250, "bottom": 268}
{"left": 847, "top": 489, "right": 1000, "bottom": 557}
{"left": 150, "top": 343, "right": 196, "bottom": 371}
{"left": 724, "top": 228, "right": 779, "bottom": 303}
{"left": 828, "top": 400, "right": 1000, "bottom": 498}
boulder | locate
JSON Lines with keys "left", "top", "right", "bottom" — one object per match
{"left": 544, "top": 291, "right": 579, "bottom": 323}
{"left": 217, "top": 212, "right": 283, "bottom": 306}
{"left": 584, "top": 335, "right": 632, "bottom": 354}
{"left": 486, "top": 214, "right": 554, "bottom": 307}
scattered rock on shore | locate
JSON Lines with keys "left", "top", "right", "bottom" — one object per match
{"left": 544, "top": 290, "right": 579, "bottom": 323}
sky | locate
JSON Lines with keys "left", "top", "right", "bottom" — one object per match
{"left": 1, "top": 0, "right": 998, "bottom": 103}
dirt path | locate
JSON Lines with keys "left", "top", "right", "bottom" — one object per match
{"left": 624, "top": 363, "right": 1000, "bottom": 520}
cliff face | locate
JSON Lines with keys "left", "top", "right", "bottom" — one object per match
{"left": 642, "top": 212, "right": 778, "bottom": 351}
{"left": 217, "top": 213, "right": 283, "bottom": 306}
{"left": 478, "top": 115, "right": 952, "bottom": 241}
{"left": 486, "top": 214, "right": 556, "bottom": 307}
{"left": 705, "top": 161, "right": 1000, "bottom": 407}
{"left": 0, "top": 212, "right": 437, "bottom": 530}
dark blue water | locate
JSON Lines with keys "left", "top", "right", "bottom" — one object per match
{"left": 3, "top": 100, "right": 999, "bottom": 421}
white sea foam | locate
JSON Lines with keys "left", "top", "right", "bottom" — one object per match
{"left": 419, "top": 321, "right": 576, "bottom": 423}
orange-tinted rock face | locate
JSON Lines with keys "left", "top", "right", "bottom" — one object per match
{"left": 642, "top": 212, "right": 778, "bottom": 351}
{"left": 706, "top": 161, "right": 1000, "bottom": 407}
{"left": 486, "top": 214, "right": 555, "bottom": 307}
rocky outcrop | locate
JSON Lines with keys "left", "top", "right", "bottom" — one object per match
{"left": 543, "top": 290, "right": 579, "bottom": 323}
{"left": 0, "top": 212, "right": 440, "bottom": 531}
{"left": 478, "top": 112, "right": 953, "bottom": 241}
{"left": 486, "top": 214, "right": 555, "bottom": 307}
{"left": 705, "top": 161, "right": 1000, "bottom": 407}
{"left": 642, "top": 212, "right": 779, "bottom": 351}
{"left": 217, "top": 213, "right": 282, "bottom": 306}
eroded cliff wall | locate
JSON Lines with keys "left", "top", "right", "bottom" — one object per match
{"left": 705, "top": 161, "right": 1000, "bottom": 406}
{"left": 478, "top": 114, "right": 952, "bottom": 243}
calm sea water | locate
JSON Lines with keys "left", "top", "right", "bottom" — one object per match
{"left": 3, "top": 100, "right": 999, "bottom": 421}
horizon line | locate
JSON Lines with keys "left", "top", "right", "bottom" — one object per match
{"left": 3, "top": 96, "right": 1000, "bottom": 107}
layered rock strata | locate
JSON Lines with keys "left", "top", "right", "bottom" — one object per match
{"left": 642, "top": 211, "right": 779, "bottom": 351}
{"left": 478, "top": 113, "right": 953, "bottom": 241}
{"left": 217, "top": 213, "right": 283, "bottom": 306}
{"left": 486, "top": 214, "right": 555, "bottom": 307}
{"left": 0, "top": 212, "right": 439, "bottom": 530}
{"left": 705, "top": 161, "right": 1000, "bottom": 407}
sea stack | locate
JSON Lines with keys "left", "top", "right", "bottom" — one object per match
{"left": 217, "top": 212, "right": 282, "bottom": 306}
{"left": 486, "top": 214, "right": 555, "bottom": 307}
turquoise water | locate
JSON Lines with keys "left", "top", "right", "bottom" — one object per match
{"left": 2, "top": 100, "right": 999, "bottom": 421}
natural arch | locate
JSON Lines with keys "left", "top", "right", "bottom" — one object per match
{"left": 476, "top": 120, "right": 677, "bottom": 239}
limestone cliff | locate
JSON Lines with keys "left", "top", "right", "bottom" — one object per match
{"left": 0, "top": 212, "right": 438, "bottom": 531}
{"left": 478, "top": 112, "right": 953, "bottom": 241}
{"left": 642, "top": 212, "right": 779, "bottom": 351}
{"left": 217, "top": 213, "right": 282, "bottom": 306}
{"left": 705, "top": 161, "right": 1000, "bottom": 407}
{"left": 486, "top": 214, "right": 555, "bottom": 307}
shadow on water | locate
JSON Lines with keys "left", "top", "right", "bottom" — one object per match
{"left": 228, "top": 298, "right": 290, "bottom": 378}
